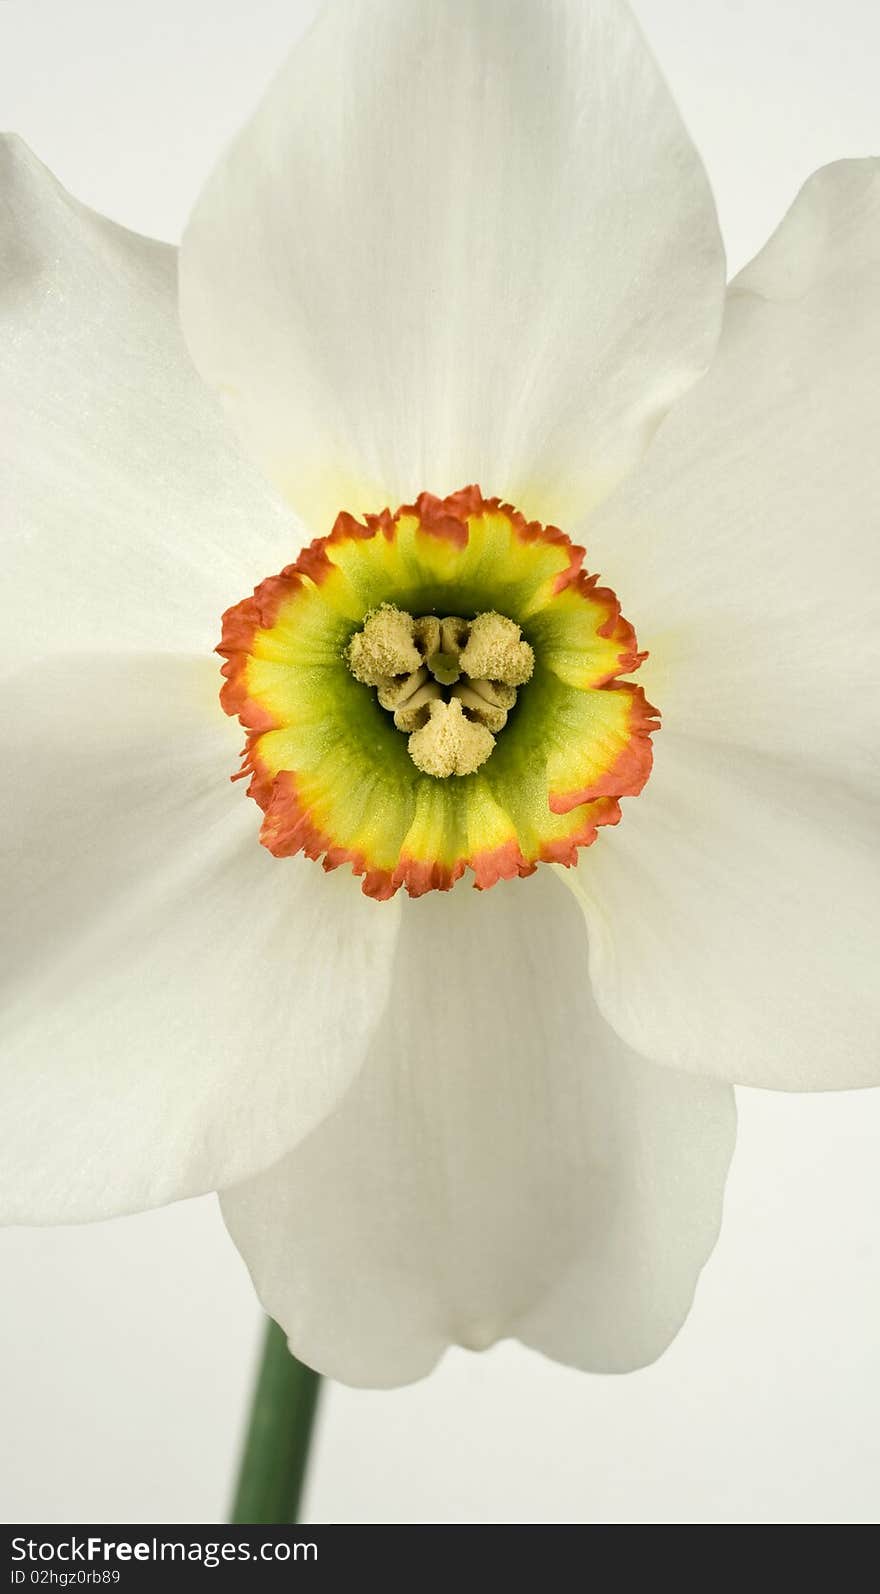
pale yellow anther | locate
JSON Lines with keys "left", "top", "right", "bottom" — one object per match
{"left": 412, "top": 615, "right": 441, "bottom": 658}
{"left": 377, "top": 667, "right": 443, "bottom": 731}
{"left": 452, "top": 678, "right": 517, "bottom": 735}
{"left": 346, "top": 605, "right": 422, "bottom": 685}
{"left": 407, "top": 699, "right": 496, "bottom": 778}
{"left": 376, "top": 664, "right": 429, "bottom": 713}
{"left": 347, "top": 606, "right": 534, "bottom": 777}
{"left": 458, "top": 612, "right": 534, "bottom": 687}
{"left": 393, "top": 685, "right": 444, "bottom": 733}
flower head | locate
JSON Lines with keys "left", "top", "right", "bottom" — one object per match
{"left": 2, "top": 0, "right": 877, "bottom": 1387}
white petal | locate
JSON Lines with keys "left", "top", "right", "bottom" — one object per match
{"left": 0, "top": 136, "right": 295, "bottom": 664}
{"left": 570, "top": 161, "right": 880, "bottom": 1091}
{"left": 567, "top": 732, "right": 878, "bottom": 1090}
{"left": 221, "top": 871, "right": 735, "bottom": 1388}
{"left": 180, "top": 0, "right": 724, "bottom": 533}
{"left": 586, "top": 160, "right": 880, "bottom": 790}
{"left": 0, "top": 652, "right": 402, "bottom": 1223}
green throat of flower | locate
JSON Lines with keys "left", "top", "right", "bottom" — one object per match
{"left": 346, "top": 606, "right": 535, "bottom": 779}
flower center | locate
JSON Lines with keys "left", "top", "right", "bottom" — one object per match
{"left": 218, "top": 485, "right": 658, "bottom": 899}
{"left": 346, "top": 607, "right": 534, "bottom": 777}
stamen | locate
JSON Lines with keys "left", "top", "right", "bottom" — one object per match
{"left": 347, "top": 605, "right": 422, "bottom": 685}
{"left": 376, "top": 667, "right": 442, "bottom": 732}
{"left": 347, "top": 608, "right": 535, "bottom": 776}
{"left": 452, "top": 678, "right": 517, "bottom": 734}
{"left": 407, "top": 699, "right": 496, "bottom": 779}
{"left": 459, "top": 612, "right": 534, "bottom": 687}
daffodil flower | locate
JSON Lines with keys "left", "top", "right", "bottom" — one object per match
{"left": 2, "top": 0, "right": 877, "bottom": 1390}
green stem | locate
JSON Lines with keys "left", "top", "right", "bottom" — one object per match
{"left": 230, "top": 1318, "right": 322, "bottom": 1525}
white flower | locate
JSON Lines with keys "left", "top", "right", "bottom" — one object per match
{"left": 1, "top": 0, "right": 877, "bottom": 1389}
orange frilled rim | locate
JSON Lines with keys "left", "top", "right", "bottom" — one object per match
{"left": 218, "top": 486, "right": 658, "bottom": 899}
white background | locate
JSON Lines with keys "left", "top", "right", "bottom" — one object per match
{"left": 1, "top": 0, "right": 879, "bottom": 1526}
